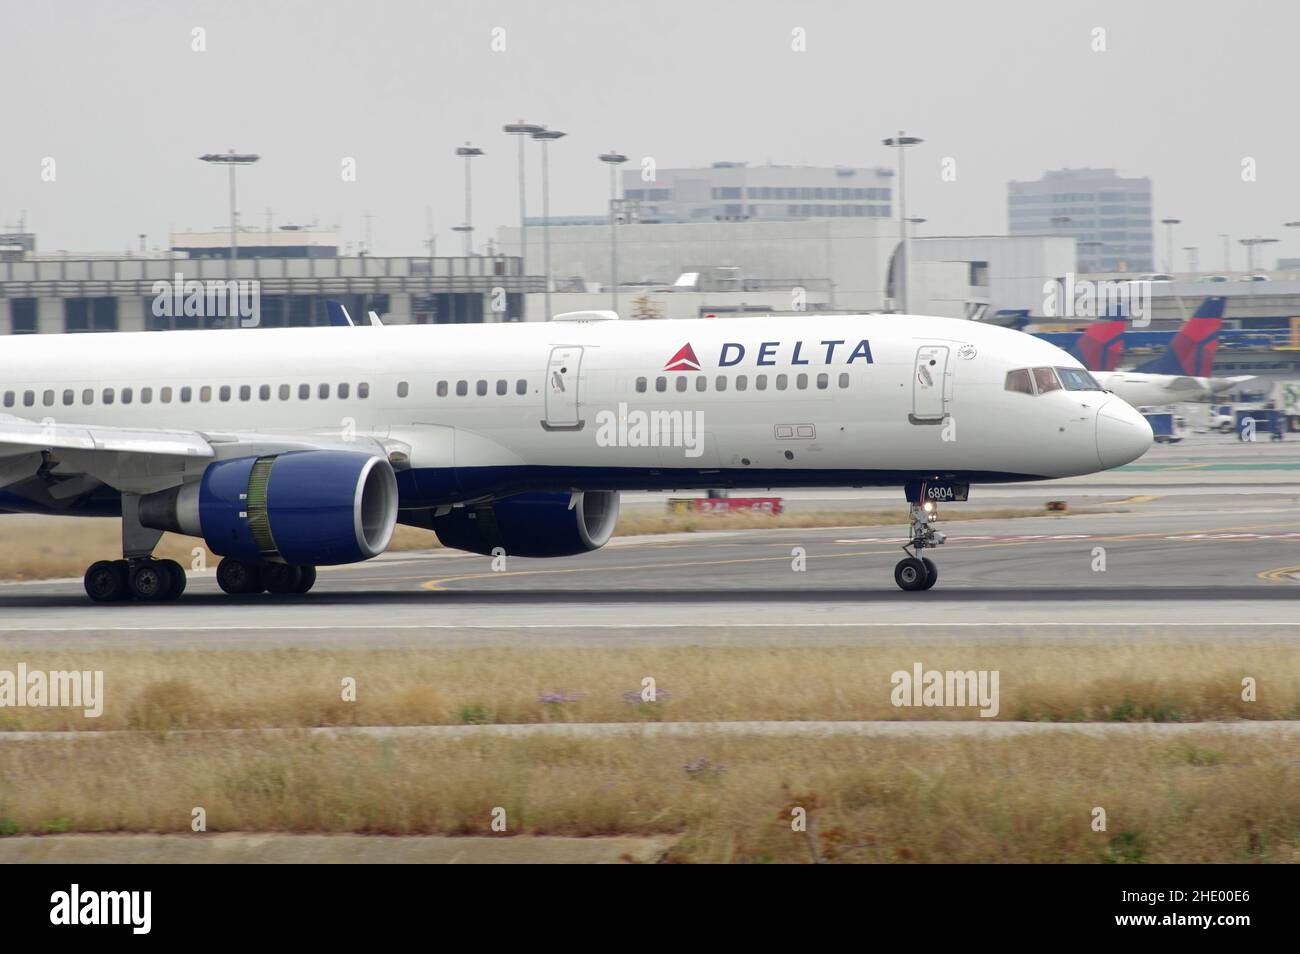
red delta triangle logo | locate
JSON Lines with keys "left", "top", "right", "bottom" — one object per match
{"left": 664, "top": 342, "right": 701, "bottom": 371}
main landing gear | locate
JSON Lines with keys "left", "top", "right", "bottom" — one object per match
{"left": 894, "top": 501, "right": 946, "bottom": 592}
{"left": 215, "top": 558, "right": 317, "bottom": 596}
{"left": 84, "top": 558, "right": 187, "bottom": 603}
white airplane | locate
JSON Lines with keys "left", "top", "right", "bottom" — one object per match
{"left": 0, "top": 309, "right": 1151, "bottom": 600}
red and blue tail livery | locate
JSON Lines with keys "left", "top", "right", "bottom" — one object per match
{"left": 1133, "top": 297, "right": 1226, "bottom": 376}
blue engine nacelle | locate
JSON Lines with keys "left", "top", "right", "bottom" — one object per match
{"left": 425, "top": 490, "right": 620, "bottom": 558}
{"left": 140, "top": 451, "right": 398, "bottom": 565}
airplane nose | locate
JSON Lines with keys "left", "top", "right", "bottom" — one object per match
{"left": 1096, "top": 398, "right": 1153, "bottom": 469}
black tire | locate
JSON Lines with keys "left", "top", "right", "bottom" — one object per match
{"left": 128, "top": 561, "right": 173, "bottom": 601}
{"left": 84, "top": 560, "right": 128, "bottom": 602}
{"left": 216, "top": 557, "right": 263, "bottom": 595}
{"left": 293, "top": 565, "right": 317, "bottom": 594}
{"left": 263, "top": 562, "right": 303, "bottom": 595}
{"left": 920, "top": 557, "right": 938, "bottom": 590}
{"left": 894, "top": 557, "right": 929, "bottom": 592}
{"left": 158, "top": 559, "right": 186, "bottom": 599}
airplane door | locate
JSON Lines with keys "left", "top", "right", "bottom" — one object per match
{"left": 911, "top": 344, "right": 951, "bottom": 423}
{"left": 543, "top": 345, "right": 584, "bottom": 430}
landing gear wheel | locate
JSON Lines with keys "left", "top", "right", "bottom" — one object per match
{"left": 158, "top": 559, "right": 186, "bottom": 599}
{"left": 217, "top": 557, "right": 264, "bottom": 595}
{"left": 84, "top": 560, "right": 129, "bottom": 602}
{"left": 293, "top": 565, "right": 317, "bottom": 594}
{"left": 894, "top": 557, "right": 930, "bottom": 592}
{"left": 262, "top": 563, "right": 303, "bottom": 595}
{"left": 920, "top": 557, "right": 938, "bottom": 590}
{"left": 128, "top": 560, "right": 173, "bottom": 601}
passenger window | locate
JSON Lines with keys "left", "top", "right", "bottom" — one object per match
{"left": 62, "top": 389, "right": 74, "bottom": 406}
{"left": 437, "top": 381, "right": 448, "bottom": 397}
{"left": 456, "top": 380, "right": 468, "bottom": 396}
{"left": 238, "top": 385, "right": 250, "bottom": 401}
{"left": 258, "top": 385, "right": 270, "bottom": 401}
{"left": 816, "top": 373, "right": 828, "bottom": 390}
{"left": 476, "top": 380, "right": 487, "bottom": 396}
{"left": 516, "top": 379, "right": 526, "bottom": 395}
{"left": 180, "top": 387, "right": 192, "bottom": 403}
{"left": 797, "top": 373, "right": 808, "bottom": 390}
{"left": 142, "top": 387, "right": 153, "bottom": 404}
{"left": 736, "top": 375, "right": 748, "bottom": 392}
{"left": 1032, "top": 367, "right": 1062, "bottom": 394}
{"left": 82, "top": 389, "right": 94, "bottom": 405}
{"left": 102, "top": 389, "right": 114, "bottom": 405}
{"left": 655, "top": 377, "right": 667, "bottom": 392}
{"left": 496, "top": 379, "right": 507, "bottom": 396}
{"left": 160, "top": 387, "right": 171, "bottom": 403}
{"left": 42, "top": 390, "right": 54, "bottom": 406}
{"left": 338, "top": 383, "right": 350, "bottom": 399}
{"left": 696, "top": 376, "right": 706, "bottom": 392}
{"left": 358, "top": 383, "right": 370, "bottom": 399}
{"left": 278, "top": 385, "right": 290, "bottom": 400}
{"left": 318, "top": 383, "right": 329, "bottom": 399}
{"left": 1005, "top": 369, "right": 1034, "bottom": 395}
{"left": 122, "top": 388, "right": 133, "bottom": 404}
{"left": 838, "top": 373, "right": 849, "bottom": 389}
{"left": 776, "top": 374, "right": 788, "bottom": 391}
{"left": 219, "top": 385, "right": 231, "bottom": 402}
{"left": 398, "top": 381, "right": 410, "bottom": 398}
{"left": 200, "top": 386, "right": 212, "bottom": 402}
{"left": 716, "top": 376, "right": 727, "bottom": 392}
{"left": 23, "top": 391, "right": 34, "bottom": 407}
{"left": 2, "top": 392, "right": 12, "bottom": 407}
{"left": 635, "top": 377, "right": 647, "bottom": 393}
{"left": 756, "top": 374, "right": 768, "bottom": 391}
{"left": 298, "top": 384, "right": 310, "bottom": 400}
{"left": 676, "top": 376, "right": 688, "bottom": 392}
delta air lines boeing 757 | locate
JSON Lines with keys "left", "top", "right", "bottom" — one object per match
{"left": 0, "top": 309, "right": 1152, "bottom": 600}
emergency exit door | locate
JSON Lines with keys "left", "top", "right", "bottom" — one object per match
{"left": 910, "top": 344, "right": 951, "bottom": 424}
{"left": 542, "top": 345, "right": 584, "bottom": 430}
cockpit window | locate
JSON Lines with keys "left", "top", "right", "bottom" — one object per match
{"left": 1004, "top": 368, "right": 1034, "bottom": 394}
{"left": 1032, "top": 367, "right": 1062, "bottom": 394}
{"left": 1055, "top": 367, "right": 1103, "bottom": 391}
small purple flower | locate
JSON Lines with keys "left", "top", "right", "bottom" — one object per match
{"left": 538, "top": 692, "right": 581, "bottom": 704}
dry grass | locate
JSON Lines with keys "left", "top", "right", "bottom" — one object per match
{"left": 1, "top": 645, "right": 1295, "bottom": 731}
{"left": 0, "top": 731, "right": 1295, "bottom": 862}
{"left": 0, "top": 506, "right": 1083, "bottom": 581}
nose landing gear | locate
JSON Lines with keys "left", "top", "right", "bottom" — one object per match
{"left": 894, "top": 501, "right": 945, "bottom": 591}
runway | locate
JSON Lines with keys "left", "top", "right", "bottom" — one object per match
{"left": 2, "top": 477, "right": 1298, "bottom": 647}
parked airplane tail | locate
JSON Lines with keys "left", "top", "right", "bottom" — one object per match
{"left": 1071, "top": 320, "right": 1126, "bottom": 372}
{"left": 325, "top": 300, "right": 355, "bottom": 327}
{"left": 1134, "top": 296, "right": 1226, "bottom": 376}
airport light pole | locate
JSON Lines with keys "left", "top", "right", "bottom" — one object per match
{"left": 1219, "top": 233, "right": 1231, "bottom": 273}
{"left": 453, "top": 144, "right": 484, "bottom": 256}
{"left": 599, "top": 151, "right": 628, "bottom": 314}
{"left": 503, "top": 122, "right": 544, "bottom": 320}
{"left": 1239, "top": 236, "right": 1278, "bottom": 275}
{"left": 883, "top": 132, "right": 922, "bottom": 313}
{"left": 532, "top": 128, "right": 566, "bottom": 320}
{"left": 198, "top": 151, "right": 260, "bottom": 268}
{"left": 1160, "top": 217, "right": 1181, "bottom": 273}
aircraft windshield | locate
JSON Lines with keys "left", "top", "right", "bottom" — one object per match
{"left": 1055, "top": 367, "right": 1103, "bottom": 391}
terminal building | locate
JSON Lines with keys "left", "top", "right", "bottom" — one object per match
{"left": 0, "top": 227, "right": 542, "bottom": 333}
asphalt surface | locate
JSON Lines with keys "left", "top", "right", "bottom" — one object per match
{"left": 0, "top": 432, "right": 1296, "bottom": 648}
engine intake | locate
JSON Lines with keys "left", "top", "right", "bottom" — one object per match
{"left": 427, "top": 490, "right": 620, "bottom": 558}
{"left": 141, "top": 451, "right": 398, "bottom": 565}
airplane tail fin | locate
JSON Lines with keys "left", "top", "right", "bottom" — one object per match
{"left": 1072, "top": 320, "right": 1126, "bottom": 371}
{"left": 1134, "top": 296, "right": 1226, "bottom": 375}
{"left": 325, "top": 300, "right": 355, "bottom": 327}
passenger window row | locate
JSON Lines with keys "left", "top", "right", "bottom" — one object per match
{"left": 433, "top": 379, "right": 529, "bottom": 397}
{"left": 635, "top": 372, "right": 851, "bottom": 394}
{"left": 3, "top": 382, "right": 374, "bottom": 408}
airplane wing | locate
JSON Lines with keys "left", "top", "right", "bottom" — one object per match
{"left": 0, "top": 412, "right": 404, "bottom": 501}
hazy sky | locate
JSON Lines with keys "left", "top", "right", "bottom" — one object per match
{"left": 2, "top": 0, "right": 1296, "bottom": 269}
